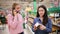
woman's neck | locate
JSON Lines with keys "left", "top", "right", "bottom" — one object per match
{"left": 40, "top": 17, "right": 43, "bottom": 22}
{"left": 40, "top": 16, "right": 43, "bottom": 18}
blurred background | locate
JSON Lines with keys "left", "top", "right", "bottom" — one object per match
{"left": 0, "top": 0, "right": 60, "bottom": 34}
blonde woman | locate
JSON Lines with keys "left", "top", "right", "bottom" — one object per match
{"left": 7, "top": 3, "right": 24, "bottom": 34}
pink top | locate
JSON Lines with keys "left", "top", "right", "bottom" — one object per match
{"left": 7, "top": 13, "right": 24, "bottom": 34}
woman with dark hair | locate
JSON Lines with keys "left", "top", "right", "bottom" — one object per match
{"left": 32, "top": 5, "right": 52, "bottom": 34}
{"left": 7, "top": 3, "right": 24, "bottom": 34}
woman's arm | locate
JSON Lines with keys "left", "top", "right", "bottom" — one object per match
{"left": 44, "top": 19, "right": 52, "bottom": 33}
{"left": 17, "top": 14, "right": 24, "bottom": 24}
{"left": 32, "top": 18, "right": 37, "bottom": 32}
{"left": 7, "top": 14, "right": 18, "bottom": 29}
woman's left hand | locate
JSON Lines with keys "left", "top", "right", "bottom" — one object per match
{"left": 40, "top": 25, "right": 46, "bottom": 30}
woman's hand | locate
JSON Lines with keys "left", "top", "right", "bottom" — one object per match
{"left": 33, "top": 25, "right": 37, "bottom": 31}
{"left": 13, "top": 10, "right": 17, "bottom": 16}
{"left": 40, "top": 25, "right": 46, "bottom": 30}
{"left": 0, "top": 20, "right": 1, "bottom": 24}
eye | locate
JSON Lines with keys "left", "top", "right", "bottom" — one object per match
{"left": 17, "top": 7, "right": 20, "bottom": 9}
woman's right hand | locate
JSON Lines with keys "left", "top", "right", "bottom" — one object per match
{"left": 13, "top": 10, "right": 17, "bottom": 16}
{"left": 33, "top": 25, "right": 37, "bottom": 31}
{"left": 40, "top": 25, "right": 46, "bottom": 30}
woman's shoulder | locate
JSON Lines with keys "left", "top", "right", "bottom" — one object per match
{"left": 17, "top": 13, "right": 22, "bottom": 17}
{"left": 7, "top": 14, "right": 12, "bottom": 17}
{"left": 34, "top": 17, "right": 38, "bottom": 19}
{"left": 48, "top": 18, "right": 52, "bottom": 23}
{"left": 48, "top": 18, "right": 52, "bottom": 21}
{"left": 34, "top": 17, "right": 39, "bottom": 21}
{"left": 17, "top": 13, "right": 23, "bottom": 19}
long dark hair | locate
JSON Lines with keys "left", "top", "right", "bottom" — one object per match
{"left": 12, "top": 3, "right": 19, "bottom": 16}
{"left": 36, "top": 5, "right": 48, "bottom": 26}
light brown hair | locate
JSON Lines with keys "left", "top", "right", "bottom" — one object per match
{"left": 12, "top": 3, "right": 19, "bottom": 16}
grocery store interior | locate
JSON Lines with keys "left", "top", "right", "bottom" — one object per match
{"left": 0, "top": 0, "right": 60, "bottom": 34}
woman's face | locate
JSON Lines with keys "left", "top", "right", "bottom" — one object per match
{"left": 15, "top": 5, "right": 20, "bottom": 12}
{"left": 38, "top": 7, "right": 45, "bottom": 17}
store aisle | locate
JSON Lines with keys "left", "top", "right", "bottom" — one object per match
{"left": 0, "top": 24, "right": 9, "bottom": 34}
{"left": 24, "top": 24, "right": 34, "bottom": 34}
{"left": 24, "top": 29, "right": 33, "bottom": 34}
